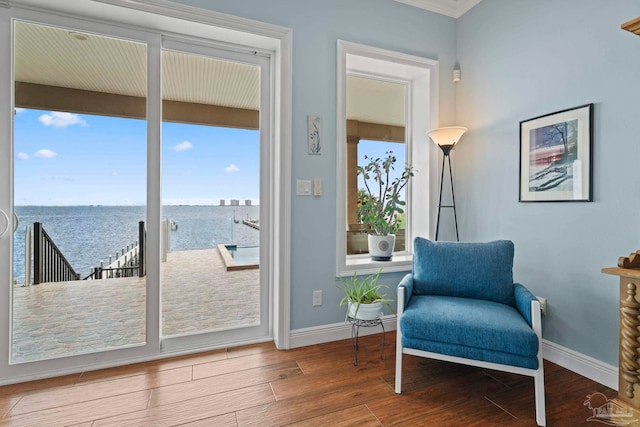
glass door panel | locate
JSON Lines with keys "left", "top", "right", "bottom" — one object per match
{"left": 12, "top": 21, "right": 147, "bottom": 363}
{"left": 160, "top": 46, "right": 267, "bottom": 343}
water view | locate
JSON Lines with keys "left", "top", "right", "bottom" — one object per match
{"left": 13, "top": 205, "right": 259, "bottom": 285}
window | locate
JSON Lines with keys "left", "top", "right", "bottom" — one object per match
{"left": 336, "top": 41, "right": 439, "bottom": 276}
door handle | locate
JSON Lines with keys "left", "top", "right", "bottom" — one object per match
{"left": 0, "top": 209, "right": 9, "bottom": 238}
{"left": 13, "top": 212, "right": 19, "bottom": 232}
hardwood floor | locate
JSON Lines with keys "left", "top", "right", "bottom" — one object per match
{"left": 0, "top": 332, "right": 617, "bottom": 426}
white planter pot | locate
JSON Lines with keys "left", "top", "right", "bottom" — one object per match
{"left": 368, "top": 234, "right": 396, "bottom": 261}
{"left": 347, "top": 300, "right": 384, "bottom": 320}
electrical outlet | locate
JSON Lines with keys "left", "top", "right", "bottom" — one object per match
{"left": 537, "top": 297, "right": 547, "bottom": 315}
{"left": 313, "top": 290, "right": 322, "bottom": 306}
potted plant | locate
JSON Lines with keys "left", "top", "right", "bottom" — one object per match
{"left": 337, "top": 268, "right": 393, "bottom": 321}
{"left": 356, "top": 151, "right": 414, "bottom": 261}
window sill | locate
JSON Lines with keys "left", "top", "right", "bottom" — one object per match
{"left": 339, "top": 253, "right": 413, "bottom": 277}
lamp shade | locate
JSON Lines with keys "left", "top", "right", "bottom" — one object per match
{"left": 427, "top": 126, "right": 468, "bottom": 147}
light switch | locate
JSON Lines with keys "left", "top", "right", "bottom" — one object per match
{"left": 296, "top": 180, "right": 312, "bottom": 196}
{"left": 313, "top": 179, "right": 322, "bottom": 196}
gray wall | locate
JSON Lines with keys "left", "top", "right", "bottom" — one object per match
{"left": 170, "top": 0, "right": 458, "bottom": 329}
{"left": 455, "top": 0, "right": 640, "bottom": 365}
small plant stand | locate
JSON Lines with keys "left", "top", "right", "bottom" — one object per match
{"left": 348, "top": 316, "right": 385, "bottom": 366}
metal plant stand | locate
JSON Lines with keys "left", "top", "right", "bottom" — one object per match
{"left": 348, "top": 317, "right": 385, "bottom": 366}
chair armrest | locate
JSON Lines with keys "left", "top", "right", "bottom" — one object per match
{"left": 398, "top": 273, "right": 414, "bottom": 309}
{"left": 514, "top": 283, "right": 538, "bottom": 326}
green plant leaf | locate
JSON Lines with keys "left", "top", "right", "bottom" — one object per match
{"left": 355, "top": 151, "right": 414, "bottom": 236}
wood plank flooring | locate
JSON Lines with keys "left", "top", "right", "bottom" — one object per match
{"left": 0, "top": 333, "right": 618, "bottom": 426}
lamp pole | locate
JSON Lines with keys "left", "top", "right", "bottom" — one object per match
{"left": 427, "top": 126, "right": 467, "bottom": 242}
{"left": 435, "top": 144, "right": 459, "bottom": 241}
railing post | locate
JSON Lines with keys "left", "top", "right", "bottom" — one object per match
{"left": 33, "top": 222, "right": 42, "bottom": 285}
{"left": 161, "top": 219, "right": 169, "bottom": 263}
{"left": 138, "top": 221, "right": 145, "bottom": 277}
{"left": 25, "top": 225, "right": 32, "bottom": 286}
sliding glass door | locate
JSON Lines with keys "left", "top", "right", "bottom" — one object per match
{"left": 0, "top": 1, "right": 278, "bottom": 384}
{"left": 160, "top": 40, "right": 270, "bottom": 348}
{"left": 0, "top": 3, "right": 275, "bottom": 380}
{"left": 10, "top": 20, "right": 149, "bottom": 363}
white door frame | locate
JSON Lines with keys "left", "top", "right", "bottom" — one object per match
{"left": 0, "top": 0, "right": 291, "bottom": 385}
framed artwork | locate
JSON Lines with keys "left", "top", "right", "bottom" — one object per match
{"left": 519, "top": 104, "right": 593, "bottom": 202}
{"left": 308, "top": 114, "right": 321, "bottom": 155}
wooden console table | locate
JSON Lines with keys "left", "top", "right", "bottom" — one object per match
{"left": 603, "top": 266, "right": 640, "bottom": 409}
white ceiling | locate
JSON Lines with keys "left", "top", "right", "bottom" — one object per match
{"left": 394, "top": 0, "right": 482, "bottom": 18}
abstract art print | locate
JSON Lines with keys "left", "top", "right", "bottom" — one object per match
{"left": 519, "top": 104, "right": 593, "bottom": 202}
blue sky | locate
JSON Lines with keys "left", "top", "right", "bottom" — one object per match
{"left": 13, "top": 109, "right": 260, "bottom": 206}
{"left": 357, "top": 139, "right": 407, "bottom": 193}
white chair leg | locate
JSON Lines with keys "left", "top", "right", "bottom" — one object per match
{"left": 534, "top": 369, "right": 546, "bottom": 426}
{"left": 395, "top": 340, "right": 403, "bottom": 393}
{"left": 531, "top": 299, "right": 546, "bottom": 426}
{"left": 395, "top": 286, "right": 405, "bottom": 394}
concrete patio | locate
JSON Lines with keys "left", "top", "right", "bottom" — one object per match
{"left": 11, "top": 248, "right": 260, "bottom": 363}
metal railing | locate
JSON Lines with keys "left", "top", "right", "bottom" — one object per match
{"left": 84, "top": 221, "right": 146, "bottom": 280}
{"left": 30, "top": 221, "right": 146, "bottom": 284}
{"left": 33, "top": 222, "right": 80, "bottom": 284}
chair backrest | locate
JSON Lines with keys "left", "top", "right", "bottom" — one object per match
{"left": 412, "top": 238, "right": 515, "bottom": 306}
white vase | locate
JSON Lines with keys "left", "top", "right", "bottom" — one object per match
{"left": 347, "top": 300, "right": 384, "bottom": 320}
{"left": 368, "top": 234, "right": 395, "bottom": 261}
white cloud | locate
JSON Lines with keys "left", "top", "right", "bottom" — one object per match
{"left": 14, "top": 108, "right": 25, "bottom": 114}
{"left": 173, "top": 141, "right": 193, "bottom": 151}
{"left": 17, "top": 152, "right": 29, "bottom": 160}
{"left": 225, "top": 164, "right": 240, "bottom": 173}
{"left": 35, "top": 149, "right": 57, "bottom": 158}
{"left": 38, "top": 112, "right": 87, "bottom": 128}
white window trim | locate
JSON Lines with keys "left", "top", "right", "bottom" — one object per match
{"left": 336, "top": 40, "right": 438, "bottom": 277}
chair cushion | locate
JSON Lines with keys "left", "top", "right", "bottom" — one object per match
{"left": 413, "top": 238, "right": 515, "bottom": 306}
{"left": 400, "top": 295, "right": 539, "bottom": 369}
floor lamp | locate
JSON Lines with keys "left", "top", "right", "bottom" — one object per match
{"left": 427, "top": 126, "right": 468, "bottom": 241}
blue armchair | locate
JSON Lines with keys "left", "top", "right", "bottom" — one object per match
{"left": 395, "top": 238, "right": 545, "bottom": 426}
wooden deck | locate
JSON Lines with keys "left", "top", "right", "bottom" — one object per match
{"left": 11, "top": 248, "right": 259, "bottom": 363}
{"left": 0, "top": 334, "right": 617, "bottom": 426}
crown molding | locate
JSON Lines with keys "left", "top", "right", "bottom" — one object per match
{"left": 394, "top": 0, "right": 482, "bottom": 18}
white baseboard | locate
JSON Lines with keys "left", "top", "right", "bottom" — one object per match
{"left": 290, "top": 322, "right": 617, "bottom": 390}
{"left": 542, "top": 339, "right": 618, "bottom": 390}
{"left": 289, "top": 316, "right": 396, "bottom": 349}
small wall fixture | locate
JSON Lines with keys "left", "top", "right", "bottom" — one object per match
{"left": 427, "top": 126, "right": 468, "bottom": 241}
{"left": 452, "top": 68, "right": 461, "bottom": 83}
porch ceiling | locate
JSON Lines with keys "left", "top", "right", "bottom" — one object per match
{"left": 14, "top": 20, "right": 403, "bottom": 128}
{"left": 14, "top": 21, "right": 260, "bottom": 110}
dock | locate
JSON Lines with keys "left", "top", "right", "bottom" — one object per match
{"left": 242, "top": 219, "right": 260, "bottom": 230}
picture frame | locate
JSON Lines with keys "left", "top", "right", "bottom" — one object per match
{"left": 519, "top": 103, "right": 593, "bottom": 202}
{"left": 308, "top": 114, "right": 321, "bottom": 155}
